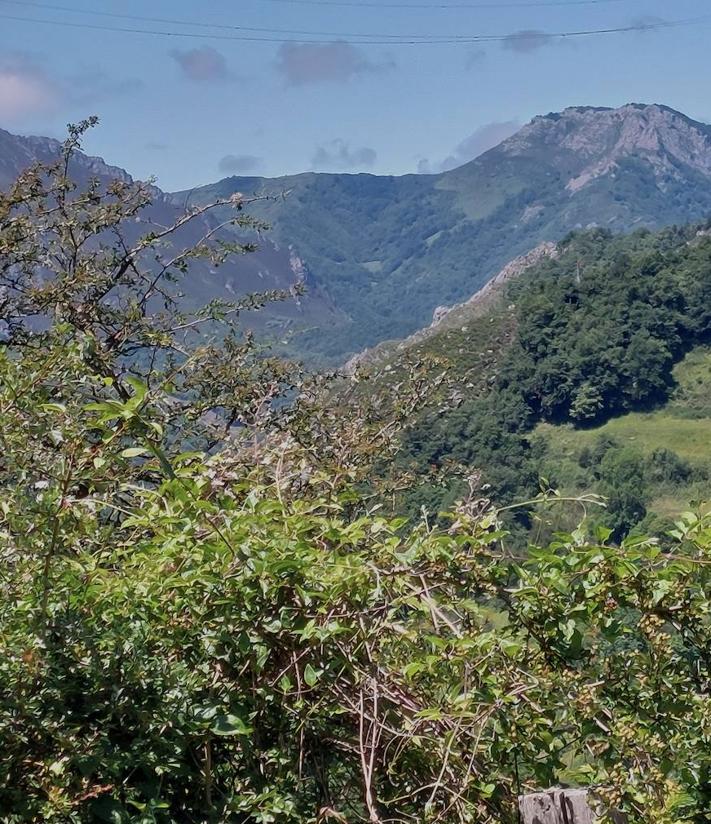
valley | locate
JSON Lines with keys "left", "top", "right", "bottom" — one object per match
{"left": 5, "top": 107, "right": 709, "bottom": 528}
{"left": 368, "top": 222, "right": 711, "bottom": 536}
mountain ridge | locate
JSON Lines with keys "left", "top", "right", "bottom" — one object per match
{"left": 4, "top": 102, "right": 711, "bottom": 361}
{"left": 345, "top": 241, "right": 559, "bottom": 374}
{"left": 174, "top": 102, "right": 711, "bottom": 359}
{"left": 0, "top": 126, "right": 340, "bottom": 336}
{"left": 0, "top": 126, "right": 134, "bottom": 188}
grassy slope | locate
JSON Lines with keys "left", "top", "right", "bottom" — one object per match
{"left": 534, "top": 347, "right": 711, "bottom": 517}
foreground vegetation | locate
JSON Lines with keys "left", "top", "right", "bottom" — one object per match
{"left": 1, "top": 125, "right": 710, "bottom": 823}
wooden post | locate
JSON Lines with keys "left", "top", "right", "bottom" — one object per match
{"left": 519, "top": 788, "right": 614, "bottom": 824}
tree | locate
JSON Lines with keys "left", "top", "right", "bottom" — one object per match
{"left": 570, "top": 380, "right": 605, "bottom": 422}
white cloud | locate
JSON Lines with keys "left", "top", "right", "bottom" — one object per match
{"left": 418, "top": 120, "right": 521, "bottom": 173}
{"left": 0, "top": 57, "right": 57, "bottom": 121}
{"left": 276, "top": 42, "right": 393, "bottom": 87}
{"left": 311, "top": 139, "right": 377, "bottom": 171}
{"left": 0, "top": 54, "right": 142, "bottom": 126}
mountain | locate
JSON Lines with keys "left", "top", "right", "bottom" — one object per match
{"left": 345, "top": 242, "right": 559, "bottom": 373}
{"left": 0, "top": 127, "right": 340, "bottom": 336}
{"left": 174, "top": 103, "right": 711, "bottom": 360}
{"left": 0, "top": 128, "right": 132, "bottom": 188}
{"left": 4, "top": 103, "right": 711, "bottom": 361}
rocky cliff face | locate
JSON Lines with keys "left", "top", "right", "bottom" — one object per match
{"left": 345, "top": 242, "right": 558, "bottom": 373}
{"left": 0, "top": 128, "right": 134, "bottom": 188}
{"left": 499, "top": 104, "right": 711, "bottom": 192}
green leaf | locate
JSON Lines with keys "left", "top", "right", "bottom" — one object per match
{"left": 211, "top": 714, "right": 252, "bottom": 737}
{"left": 125, "top": 376, "right": 148, "bottom": 401}
{"left": 40, "top": 402, "right": 67, "bottom": 414}
{"left": 500, "top": 638, "right": 522, "bottom": 658}
{"left": 121, "top": 446, "right": 148, "bottom": 458}
{"left": 303, "top": 663, "right": 320, "bottom": 687}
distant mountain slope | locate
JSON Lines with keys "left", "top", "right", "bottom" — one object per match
{"left": 0, "top": 127, "right": 339, "bottom": 337}
{"left": 5, "top": 103, "right": 711, "bottom": 362}
{"left": 346, "top": 242, "right": 558, "bottom": 373}
{"left": 174, "top": 103, "right": 711, "bottom": 360}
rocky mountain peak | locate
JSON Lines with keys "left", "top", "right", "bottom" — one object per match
{"left": 497, "top": 103, "right": 711, "bottom": 192}
{"left": 0, "top": 127, "right": 133, "bottom": 188}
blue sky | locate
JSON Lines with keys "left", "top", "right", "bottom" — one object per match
{"left": 0, "top": 0, "right": 709, "bottom": 190}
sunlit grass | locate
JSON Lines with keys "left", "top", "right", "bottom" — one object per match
{"left": 533, "top": 346, "right": 711, "bottom": 518}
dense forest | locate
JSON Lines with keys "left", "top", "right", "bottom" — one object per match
{"left": 0, "top": 126, "right": 710, "bottom": 823}
{"left": 399, "top": 226, "right": 711, "bottom": 537}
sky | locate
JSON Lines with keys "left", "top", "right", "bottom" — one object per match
{"left": 0, "top": 0, "right": 710, "bottom": 191}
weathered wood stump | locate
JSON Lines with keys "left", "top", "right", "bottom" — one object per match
{"left": 519, "top": 788, "right": 619, "bottom": 824}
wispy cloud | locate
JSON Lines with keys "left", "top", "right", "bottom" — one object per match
{"left": 311, "top": 139, "right": 377, "bottom": 171}
{"left": 218, "top": 154, "right": 264, "bottom": 175}
{"left": 501, "top": 30, "right": 555, "bottom": 54}
{"left": 0, "top": 53, "right": 142, "bottom": 126}
{"left": 0, "top": 55, "right": 58, "bottom": 122}
{"left": 170, "top": 46, "right": 231, "bottom": 83}
{"left": 418, "top": 120, "right": 521, "bottom": 173}
{"left": 465, "top": 48, "right": 487, "bottom": 69}
{"left": 629, "top": 15, "right": 667, "bottom": 34}
{"left": 69, "top": 68, "right": 143, "bottom": 106}
{"left": 276, "top": 42, "right": 394, "bottom": 87}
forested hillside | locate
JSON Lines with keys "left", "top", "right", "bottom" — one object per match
{"left": 387, "top": 224, "right": 711, "bottom": 536}
{"left": 0, "top": 125, "right": 341, "bottom": 336}
{"left": 178, "top": 104, "right": 711, "bottom": 359}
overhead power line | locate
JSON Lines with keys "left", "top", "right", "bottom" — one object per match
{"left": 260, "top": 0, "right": 635, "bottom": 7}
{"left": 0, "top": 0, "right": 644, "bottom": 18}
{"left": 0, "top": 0, "right": 443, "bottom": 39}
{"left": 0, "top": 10, "right": 703, "bottom": 46}
{"left": 0, "top": 0, "right": 663, "bottom": 41}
